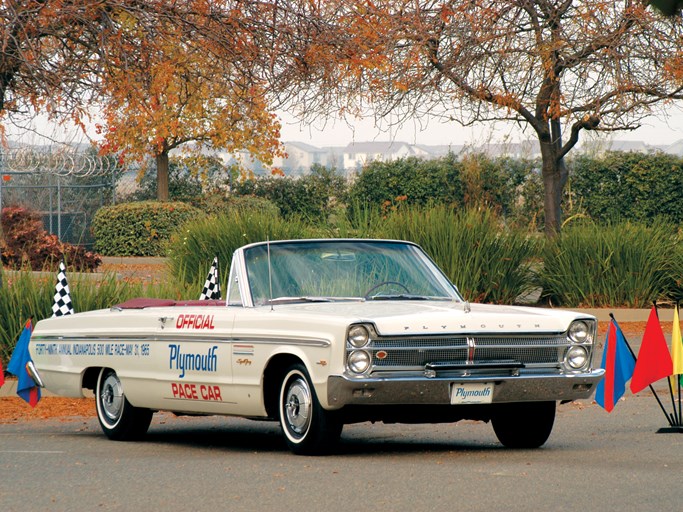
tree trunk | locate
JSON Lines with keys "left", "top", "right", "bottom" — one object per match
{"left": 156, "top": 150, "right": 169, "bottom": 201}
{"left": 539, "top": 143, "right": 562, "bottom": 238}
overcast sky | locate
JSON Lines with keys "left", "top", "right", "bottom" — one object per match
{"left": 7, "top": 108, "right": 683, "bottom": 149}
{"left": 278, "top": 110, "right": 683, "bottom": 148}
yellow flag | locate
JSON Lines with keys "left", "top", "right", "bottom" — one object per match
{"left": 670, "top": 304, "right": 683, "bottom": 386}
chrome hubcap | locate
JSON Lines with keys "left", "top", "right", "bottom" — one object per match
{"left": 284, "top": 377, "right": 311, "bottom": 436}
{"left": 100, "top": 373, "right": 124, "bottom": 421}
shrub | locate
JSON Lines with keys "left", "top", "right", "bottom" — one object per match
{"left": 0, "top": 206, "right": 101, "bottom": 271}
{"left": 570, "top": 152, "right": 683, "bottom": 224}
{"left": 538, "top": 220, "right": 678, "bottom": 307}
{"left": 231, "top": 164, "right": 347, "bottom": 222}
{"left": 168, "top": 209, "right": 316, "bottom": 287}
{"left": 192, "top": 193, "right": 281, "bottom": 218}
{"left": 348, "top": 154, "right": 463, "bottom": 212}
{"left": 92, "top": 201, "right": 201, "bottom": 256}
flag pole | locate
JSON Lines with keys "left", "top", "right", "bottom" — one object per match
{"left": 609, "top": 313, "right": 674, "bottom": 427}
{"left": 678, "top": 304, "right": 682, "bottom": 427}
{"left": 654, "top": 302, "right": 680, "bottom": 425}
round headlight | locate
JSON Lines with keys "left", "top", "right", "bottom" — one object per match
{"left": 569, "top": 321, "right": 589, "bottom": 343}
{"left": 566, "top": 345, "right": 588, "bottom": 370}
{"left": 348, "top": 350, "right": 371, "bottom": 373}
{"left": 348, "top": 325, "right": 370, "bottom": 348}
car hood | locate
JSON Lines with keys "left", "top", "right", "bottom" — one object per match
{"left": 270, "top": 301, "right": 589, "bottom": 336}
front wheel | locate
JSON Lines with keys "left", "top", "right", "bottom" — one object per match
{"left": 96, "top": 368, "right": 152, "bottom": 441}
{"left": 279, "top": 364, "right": 342, "bottom": 455}
{"left": 491, "top": 401, "right": 556, "bottom": 448}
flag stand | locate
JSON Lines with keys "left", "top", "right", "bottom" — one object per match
{"left": 610, "top": 312, "right": 679, "bottom": 430}
{"left": 656, "top": 426, "right": 683, "bottom": 433}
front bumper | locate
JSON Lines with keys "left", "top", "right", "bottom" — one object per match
{"left": 327, "top": 369, "right": 605, "bottom": 406}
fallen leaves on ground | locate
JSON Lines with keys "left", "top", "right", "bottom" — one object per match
{"left": 0, "top": 397, "right": 95, "bottom": 423}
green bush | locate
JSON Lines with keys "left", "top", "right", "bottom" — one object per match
{"left": 377, "top": 205, "right": 539, "bottom": 304}
{"left": 348, "top": 153, "right": 534, "bottom": 223}
{"left": 168, "top": 209, "right": 316, "bottom": 287}
{"left": 192, "top": 193, "right": 281, "bottom": 218}
{"left": 92, "top": 201, "right": 201, "bottom": 256}
{"left": 570, "top": 152, "right": 683, "bottom": 224}
{"left": 231, "top": 164, "right": 347, "bottom": 222}
{"left": 538, "top": 220, "right": 678, "bottom": 307}
{"left": 348, "top": 154, "right": 463, "bottom": 212}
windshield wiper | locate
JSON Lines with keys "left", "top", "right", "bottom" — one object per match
{"left": 366, "top": 294, "right": 433, "bottom": 301}
{"left": 268, "top": 296, "right": 364, "bottom": 305}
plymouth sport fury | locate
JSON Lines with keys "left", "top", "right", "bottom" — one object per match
{"left": 30, "top": 239, "right": 604, "bottom": 454}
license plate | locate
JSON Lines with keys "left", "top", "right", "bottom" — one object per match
{"left": 450, "top": 383, "right": 494, "bottom": 404}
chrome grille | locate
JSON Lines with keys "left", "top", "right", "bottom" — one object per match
{"left": 370, "top": 333, "right": 567, "bottom": 370}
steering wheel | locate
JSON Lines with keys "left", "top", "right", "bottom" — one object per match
{"left": 364, "top": 281, "right": 411, "bottom": 298}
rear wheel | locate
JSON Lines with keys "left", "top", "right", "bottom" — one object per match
{"left": 491, "top": 401, "right": 556, "bottom": 448}
{"left": 96, "top": 368, "right": 152, "bottom": 441}
{"left": 279, "top": 364, "right": 342, "bottom": 455}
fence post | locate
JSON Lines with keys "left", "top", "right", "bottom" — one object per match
{"left": 57, "top": 175, "right": 62, "bottom": 240}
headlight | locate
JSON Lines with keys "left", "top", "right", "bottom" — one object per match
{"left": 348, "top": 325, "right": 370, "bottom": 348}
{"left": 565, "top": 345, "right": 588, "bottom": 370}
{"left": 568, "top": 320, "right": 590, "bottom": 343}
{"left": 348, "top": 350, "right": 371, "bottom": 373}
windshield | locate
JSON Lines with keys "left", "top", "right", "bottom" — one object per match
{"left": 243, "top": 240, "right": 461, "bottom": 305}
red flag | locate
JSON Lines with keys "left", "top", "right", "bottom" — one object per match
{"left": 630, "top": 306, "right": 674, "bottom": 394}
{"left": 0, "top": 359, "right": 4, "bottom": 387}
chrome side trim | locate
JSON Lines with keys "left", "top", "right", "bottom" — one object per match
{"left": 32, "top": 334, "right": 330, "bottom": 348}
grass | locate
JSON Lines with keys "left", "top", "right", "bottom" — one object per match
{"left": 378, "top": 206, "right": 539, "bottom": 304}
{"left": 538, "top": 220, "right": 680, "bottom": 307}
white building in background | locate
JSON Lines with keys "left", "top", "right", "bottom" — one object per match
{"left": 342, "top": 141, "right": 431, "bottom": 170}
{"left": 217, "top": 137, "right": 683, "bottom": 177}
{"left": 271, "top": 142, "right": 330, "bottom": 176}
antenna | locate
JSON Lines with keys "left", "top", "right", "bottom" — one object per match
{"left": 267, "top": 238, "right": 274, "bottom": 311}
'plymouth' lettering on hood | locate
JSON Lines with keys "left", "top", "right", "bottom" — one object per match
{"left": 169, "top": 344, "right": 218, "bottom": 378}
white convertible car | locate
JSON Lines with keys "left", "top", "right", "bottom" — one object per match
{"left": 30, "top": 239, "right": 604, "bottom": 454}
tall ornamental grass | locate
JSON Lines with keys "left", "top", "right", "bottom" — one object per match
{"left": 378, "top": 206, "right": 539, "bottom": 304}
{"left": 167, "top": 210, "right": 317, "bottom": 287}
{"left": 538, "top": 221, "right": 679, "bottom": 308}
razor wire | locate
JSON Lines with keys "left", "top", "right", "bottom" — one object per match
{"left": 0, "top": 147, "right": 116, "bottom": 177}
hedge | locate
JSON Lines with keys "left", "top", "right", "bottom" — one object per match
{"left": 92, "top": 201, "right": 202, "bottom": 256}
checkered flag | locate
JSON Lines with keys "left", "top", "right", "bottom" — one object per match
{"left": 199, "top": 256, "right": 221, "bottom": 300}
{"left": 52, "top": 261, "right": 74, "bottom": 317}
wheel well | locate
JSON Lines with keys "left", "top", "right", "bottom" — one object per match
{"left": 82, "top": 367, "right": 104, "bottom": 392}
{"left": 263, "top": 354, "right": 305, "bottom": 419}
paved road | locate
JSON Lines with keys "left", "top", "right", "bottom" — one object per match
{"left": 1, "top": 389, "right": 681, "bottom": 512}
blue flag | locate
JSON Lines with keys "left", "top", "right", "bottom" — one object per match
{"left": 595, "top": 319, "right": 635, "bottom": 412}
{"left": 7, "top": 319, "right": 41, "bottom": 407}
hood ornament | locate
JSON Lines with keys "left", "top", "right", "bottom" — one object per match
{"left": 464, "top": 301, "right": 471, "bottom": 314}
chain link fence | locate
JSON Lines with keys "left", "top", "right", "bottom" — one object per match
{"left": 0, "top": 147, "right": 138, "bottom": 248}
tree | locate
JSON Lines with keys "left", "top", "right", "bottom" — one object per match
{"left": 96, "top": 3, "right": 284, "bottom": 200}
{"left": 288, "top": 1, "right": 683, "bottom": 236}
{"left": 1, "top": 2, "right": 292, "bottom": 201}
{"left": 0, "top": 0, "right": 113, "bottom": 138}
